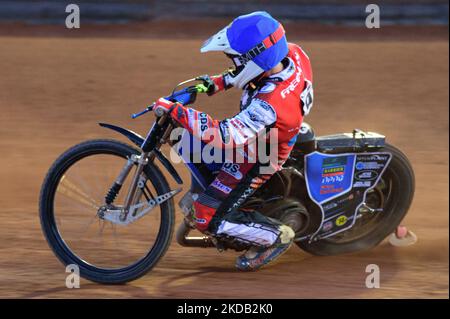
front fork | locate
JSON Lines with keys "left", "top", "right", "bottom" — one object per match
{"left": 121, "top": 152, "right": 150, "bottom": 220}
{"left": 104, "top": 114, "right": 174, "bottom": 222}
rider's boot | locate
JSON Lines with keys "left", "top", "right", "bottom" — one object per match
{"left": 235, "top": 225, "right": 295, "bottom": 271}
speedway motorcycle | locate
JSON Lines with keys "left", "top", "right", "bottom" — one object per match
{"left": 39, "top": 78, "right": 415, "bottom": 284}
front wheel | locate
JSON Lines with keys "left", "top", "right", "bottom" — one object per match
{"left": 39, "top": 139, "right": 175, "bottom": 283}
{"left": 297, "top": 143, "right": 415, "bottom": 256}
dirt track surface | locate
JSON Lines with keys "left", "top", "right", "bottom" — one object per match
{"left": 0, "top": 27, "right": 448, "bottom": 298}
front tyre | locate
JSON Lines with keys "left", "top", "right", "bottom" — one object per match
{"left": 39, "top": 139, "right": 175, "bottom": 284}
{"left": 297, "top": 143, "right": 415, "bottom": 256}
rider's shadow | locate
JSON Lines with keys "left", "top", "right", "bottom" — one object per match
{"left": 155, "top": 241, "right": 407, "bottom": 298}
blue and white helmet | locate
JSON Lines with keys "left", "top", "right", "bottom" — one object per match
{"left": 200, "top": 11, "right": 289, "bottom": 89}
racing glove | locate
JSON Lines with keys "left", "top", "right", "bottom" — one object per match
{"left": 196, "top": 73, "right": 231, "bottom": 96}
{"left": 153, "top": 97, "right": 178, "bottom": 117}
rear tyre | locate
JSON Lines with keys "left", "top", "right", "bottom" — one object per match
{"left": 297, "top": 143, "right": 415, "bottom": 256}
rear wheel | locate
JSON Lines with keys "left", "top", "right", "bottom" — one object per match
{"left": 39, "top": 139, "right": 175, "bottom": 283}
{"left": 297, "top": 143, "right": 415, "bottom": 256}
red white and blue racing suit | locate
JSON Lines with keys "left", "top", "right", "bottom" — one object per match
{"left": 169, "top": 43, "right": 313, "bottom": 247}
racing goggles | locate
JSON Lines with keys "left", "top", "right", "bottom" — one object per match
{"left": 225, "top": 23, "right": 285, "bottom": 68}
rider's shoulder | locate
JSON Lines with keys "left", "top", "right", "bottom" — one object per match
{"left": 288, "top": 42, "right": 311, "bottom": 62}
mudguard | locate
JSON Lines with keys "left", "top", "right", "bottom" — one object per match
{"left": 99, "top": 123, "right": 183, "bottom": 185}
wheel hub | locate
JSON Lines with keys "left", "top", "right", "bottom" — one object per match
{"left": 262, "top": 199, "right": 311, "bottom": 236}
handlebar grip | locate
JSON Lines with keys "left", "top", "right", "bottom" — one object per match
{"left": 194, "top": 84, "right": 209, "bottom": 93}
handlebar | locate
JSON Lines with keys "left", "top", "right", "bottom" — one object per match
{"left": 131, "top": 77, "right": 210, "bottom": 119}
{"left": 131, "top": 103, "right": 155, "bottom": 119}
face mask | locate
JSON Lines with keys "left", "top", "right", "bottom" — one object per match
{"left": 223, "top": 53, "right": 264, "bottom": 89}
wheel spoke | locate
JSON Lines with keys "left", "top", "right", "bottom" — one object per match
{"left": 97, "top": 219, "right": 106, "bottom": 236}
{"left": 110, "top": 222, "right": 123, "bottom": 251}
{"left": 57, "top": 175, "right": 100, "bottom": 209}
{"left": 77, "top": 213, "right": 100, "bottom": 239}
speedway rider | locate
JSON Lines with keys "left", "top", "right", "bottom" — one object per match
{"left": 153, "top": 11, "right": 314, "bottom": 271}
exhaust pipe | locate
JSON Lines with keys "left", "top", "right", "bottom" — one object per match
{"left": 176, "top": 219, "right": 216, "bottom": 248}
